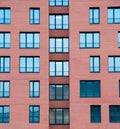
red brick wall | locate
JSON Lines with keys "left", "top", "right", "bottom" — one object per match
{"left": 0, "top": 0, "right": 49, "bottom": 129}
{"left": 70, "top": 0, "right": 120, "bottom": 129}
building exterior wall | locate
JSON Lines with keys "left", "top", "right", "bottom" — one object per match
{"left": 0, "top": 0, "right": 120, "bottom": 129}
{"left": 0, "top": 0, "right": 49, "bottom": 129}
{"left": 70, "top": 0, "right": 120, "bottom": 129}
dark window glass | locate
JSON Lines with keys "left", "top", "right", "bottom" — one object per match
{"left": 50, "top": 85, "right": 69, "bottom": 100}
{"left": 80, "top": 80, "right": 100, "bottom": 98}
{"left": 0, "top": 57, "right": 10, "bottom": 73}
{"left": 49, "top": 0, "right": 69, "bottom": 6}
{"left": 0, "top": 8, "right": 10, "bottom": 24}
{"left": 49, "top": 38, "right": 69, "bottom": 53}
{"left": 108, "top": 8, "right": 120, "bottom": 24}
{"left": 30, "top": 81, "right": 40, "bottom": 98}
{"left": 20, "top": 57, "right": 40, "bottom": 73}
{"left": 29, "top": 105, "right": 40, "bottom": 123}
{"left": 91, "top": 105, "right": 101, "bottom": 123}
{"left": 50, "top": 61, "right": 69, "bottom": 76}
{"left": 109, "top": 105, "right": 120, "bottom": 122}
{"left": 0, "top": 81, "right": 10, "bottom": 98}
{"left": 80, "top": 32, "right": 100, "bottom": 48}
{"left": 20, "top": 32, "right": 40, "bottom": 48}
{"left": 90, "top": 56, "right": 100, "bottom": 72}
{"left": 90, "top": 8, "right": 100, "bottom": 24}
{"left": 108, "top": 56, "right": 120, "bottom": 72}
{"left": 49, "top": 15, "right": 69, "bottom": 29}
{"left": 0, "top": 32, "right": 10, "bottom": 48}
{"left": 49, "top": 109, "right": 69, "bottom": 125}
{"left": 30, "top": 8, "right": 40, "bottom": 24}
{"left": 0, "top": 106, "right": 10, "bottom": 123}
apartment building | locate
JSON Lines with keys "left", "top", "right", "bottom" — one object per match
{"left": 0, "top": 0, "right": 120, "bottom": 129}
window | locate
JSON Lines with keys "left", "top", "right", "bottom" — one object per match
{"left": 90, "top": 105, "right": 101, "bottom": 123}
{"left": 30, "top": 8, "right": 40, "bottom": 24}
{"left": 0, "top": 8, "right": 10, "bottom": 24}
{"left": 50, "top": 61, "right": 69, "bottom": 76}
{"left": 50, "top": 85, "right": 69, "bottom": 100}
{"left": 30, "top": 81, "right": 40, "bottom": 98}
{"left": 0, "top": 57, "right": 10, "bottom": 73}
{"left": 118, "top": 32, "right": 120, "bottom": 48}
{"left": 109, "top": 105, "right": 120, "bottom": 123}
{"left": 50, "top": 108, "right": 69, "bottom": 125}
{"left": 29, "top": 105, "right": 40, "bottom": 123}
{"left": 20, "top": 32, "right": 40, "bottom": 48}
{"left": 0, "top": 32, "right": 10, "bottom": 48}
{"left": 20, "top": 57, "right": 40, "bottom": 73}
{"left": 108, "top": 56, "right": 120, "bottom": 72}
{"left": 49, "top": 38, "right": 69, "bottom": 53}
{"left": 49, "top": 15, "right": 69, "bottom": 29}
{"left": 80, "top": 32, "right": 100, "bottom": 48}
{"left": 80, "top": 80, "right": 100, "bottom": 98}
{"left": 0, "top": 106, "right": 10, "bottom": 123}
{"left": 0, "top": 81, "right": 10, "bottom": 98}
{"left": 49, "top": 0, "right": 69, "bottom": 6}
{"left": 90, "top": 8, "right": 100, "bottom": 24}
{"left": 108, "top": 8, "right": 120, "bottom": 24}
{"left": 90, "top": 56, "right": 100, "bottom": 72}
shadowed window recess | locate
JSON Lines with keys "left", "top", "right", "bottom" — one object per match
{"left": 50, "top": 108, "right": 69, "bottom": 125}
{"left": 50, "top": 85, "right": 69, "bottom": 100}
